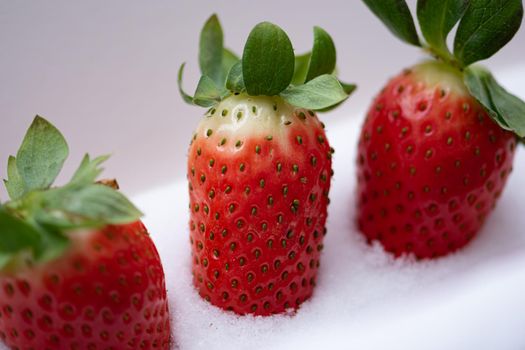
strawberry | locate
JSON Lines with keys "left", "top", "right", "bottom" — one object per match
{"left": 178, "top": 15, "right": 355, "bottom": 315}
{"left": 358, "top": 0, "right": 525, "bottom": 258}
{"left": 0, "top": 117, "right": 171, "bottom": 349}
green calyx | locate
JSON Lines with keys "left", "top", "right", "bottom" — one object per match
{"left": 364, "top": 0, "right": 525, "bottom": 138}
{"left": 0, "top": 116, "right": 142, "bottom": 271}
{"left": 178, "top": 14, "right": 355, "bottom": 111}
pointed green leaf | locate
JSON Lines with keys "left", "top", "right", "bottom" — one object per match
{"left": 463, "top": 66, "right": 510, "bottom": 128}
{"left": 454, "top": 0, "right": 523, "bottom": 66}
{"left": 199, "top": 14, "right": 224, "bottom": 85}
{"left": 464, "top": 66, "right": 525, "bottom": 137}
{"left": 178, "top": 63, "right": 195, "bottom": 105}
{"left": 0, "top": 209, "right": 41, "bottom": 255}
{"left": 193, "top": 75, "right": 226, "bottom": 107}
{"left": 363, "top": 0, "right": 421, "bottom": 46}
{"left": 317, "top": 80, "right": 357, "bottom": 112}
{"left": 292, "top": 53, "right": 311, "bottom": 86}
{"left": 417, "top": 0, "right": 469, "bottom": 59}
{"left": 0, "top": 254, "right": 10, "bottom": 270}
{"left": 4, "top": 156, "right": 25, "bottom": 200}
{"left": 280, "top": 74, "right": 349, "bottom": 110}
{"left": 16, "top": 116, "right": 69, "bottom": 192}
{"left": 305, "top": 27, "right": 337, "bottom": 82}
{"left": 242, "top": 22, "right": 295, "bottom": 96}
{"left": 340, "top": 81, "right": 357, "bottom": 95}
{"left": 70, "top": 154, "right": 110, "bottom": 186}
{"left": 33, "top": 227, "right": 69, "bottom": 263}
{"left": 226, "top": 61, "right": 245, "bottom": 92}
{"left": 222, "top": 48, "right": 239, "bottom": 82}
{"left": 40, "top": 184, "right": 143, "bottom": 227}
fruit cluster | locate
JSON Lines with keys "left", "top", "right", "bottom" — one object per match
{"left": 1, "top": 0, "right": 524, "bottom": 349}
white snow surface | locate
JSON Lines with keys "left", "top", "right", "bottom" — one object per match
{"left": 2, "top": 66, "right": 525, "bottom": 350}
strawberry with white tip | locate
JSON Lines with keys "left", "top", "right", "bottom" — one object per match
{"left": 358, "top": 0, "right": 525, "bottom": 258}
{"left": 179, "top": 15, "right": 355, "bottom": 315}
{"left": 0, "top": 116, "right": 171, "bottom": 349}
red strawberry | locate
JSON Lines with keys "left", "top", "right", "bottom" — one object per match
{"left": 179, "top": 15, "right": 354, "bottom": 314}
{"left": 357, "top": 61, "right": 516, "bottom": 258}
{"left": 0, "top": 117, "right": 171, "bottom": 349}
{"left": 188, "top": 95, "right": 332, "bottom": 315}
{"left": 359, "top": 0, "right": 525, "bottom": 258}
{"left": 0, "top": 222, "right": 170, "bottom": 350}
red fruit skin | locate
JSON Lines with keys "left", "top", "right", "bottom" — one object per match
{"left": 188, "top": 103, "right": 331, "bottom": 315}
{"left": 0, "top": 221, "right": 171, "bottom": 350}
{"left": 356, "top": 64, "right": 516, "bottom": 259}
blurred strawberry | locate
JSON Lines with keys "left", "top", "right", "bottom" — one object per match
{"left": 358, "top": 0, "right": 524, "bottom": 258}
{"left": 0, "top": 116, "right": 171, "bottom": 349}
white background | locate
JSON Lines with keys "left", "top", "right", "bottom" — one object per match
{"left": 1, "top": 2, "right": 525, "bottom": 350}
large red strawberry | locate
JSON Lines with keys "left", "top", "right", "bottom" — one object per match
{"left": 178, "top": 15, "right": 355, "bottom": 315}
{"left": 358, "top": 0, "right": 525, "bottom": 258}
{"left": 0, "top": 117, "right": 171, "bottom": 349}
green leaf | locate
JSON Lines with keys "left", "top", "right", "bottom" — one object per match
{"left": 199, "top": 14, "right": 224, "bottom": 85}
{"left": 291, "top": 53, "right": 311, "bottom": 85}
{"left": 463, "top": 66, "right": 509, "bottom": 128}
{"left": 33, "top": 227, "right": 69, "bottom": 263}
{"left": 4, "top": 156, "right": 25, "bottom": 200}
{"left": 363, "top": 0, "right": 421, "bottom": 46}
{"left": 70, "top": 154, "right": 110, "bottom": 186}
{"left": 178, "top": 63, "right": 194, "bottom": 105}
{"left": 16, "top": 116, "right": 69, "bottom": 193}
{"left": 0, "top": 209, "right": 41, "bottom": 255}
{"left": 280, "top": 74, "right": 349, "bottom": 110}
{"left": 40, "top": 183, "right": 143, "bottom": 227}
{"left": 242, "top": 22, "right": 295, "bottom": 96}
{"left": 193, "top": 75, "right": 226, "bottom": 107}
{"left": 464, "top": 66, "right": 525, "bottom": 137}
{"left": 226, "top": 61, "right": 245, "bottom": 92}
{"left": 417, "top": 0, "right": 469, "bottom": 59}
{"left": 0, "top": 254, "right": 10, "bottom": 270}
{"left": 340, "top": 81, "right": 357, "bottom": 95}
{"left": 454, "top": 0, "right": 523, "bottom": 66}
{"left": 305, "top": 27, "right": 337, "bottom": 82}
{"left": 222, "top": 48, "right": 239, "bottom": 82}
{"left": 317, "top": 80, "right": 357, "bottom": 112}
